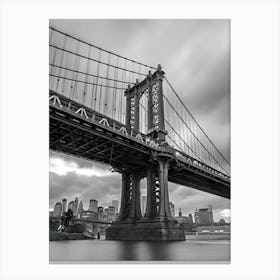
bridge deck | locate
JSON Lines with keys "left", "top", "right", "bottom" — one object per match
{"left": 49, "top": 91, "right": 230, "bottom": 198}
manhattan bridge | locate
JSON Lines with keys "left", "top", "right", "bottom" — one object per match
{"left": 49, "top": 26, "right": 230, "bottom": 240}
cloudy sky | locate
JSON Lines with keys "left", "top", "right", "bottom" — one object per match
{"left": 49, "top": 19, "right": 230, "bottom": 222}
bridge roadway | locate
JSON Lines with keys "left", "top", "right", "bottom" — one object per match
{"left": 49, "top": 90, "right": 230, "bottom": 199}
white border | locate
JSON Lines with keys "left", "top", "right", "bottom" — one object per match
{"left": 1, "top": 0, "right": 279, "bottom": 280}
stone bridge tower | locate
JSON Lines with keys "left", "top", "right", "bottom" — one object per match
{"left": 106, "top": 65, "right": 185, "bottom": 241}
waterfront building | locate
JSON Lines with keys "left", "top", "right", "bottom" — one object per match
{"left": 80, "top": 210, "right": 98, "bottom": 222}
{"left": 62, "top": 198, "right": 67, "bottom": 214}
{"left": 141, "top": 196, "right": 146, "bottom": 216}
{"left": 176, "top": 209, "right": 188, "bottom": 224}
{"left": 103, "top": 208, "right": 109, "bottom": 222}
{"left": 169, "top": 202, "right": 175, "bottom": 217}
{"left": 111, "top": 200, "right": 119, "bottom": 214}
{"left": 194, "top": 205, "right": 214, "bottom": 225}
{"left": 108, "top": 206, "right": 116, "bottom": 223}
{"left": 97, "top": 207, "right": 104, "bottom": 221}
{"left": 197, "top": 224, "right": 230, "bottom": 234}
{"left": 89, "top": 199, "right": 98, "bottom": 213}
{"left": 178, "top": 208, "right": 182, "bottom": 217}
{"left": 53, "top": 202, "right": 63, "bottom": 217}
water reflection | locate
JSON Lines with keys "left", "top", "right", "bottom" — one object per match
{"left": 50, "top": 235, "right": 230, "bottom": 262}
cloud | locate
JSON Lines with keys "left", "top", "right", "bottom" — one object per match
{"left": 49, "top": 156, "right": 112, "bottom": 177}
{"left": 49, "top": 152, "right": 120, "bottom": 209}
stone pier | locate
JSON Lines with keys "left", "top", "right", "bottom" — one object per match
{"left": 106, "top": 65, "right": 185, "bottom": 241}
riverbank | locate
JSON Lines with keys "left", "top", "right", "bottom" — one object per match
{"left": 50, "top": 232, "right": 91, "bottom": 241}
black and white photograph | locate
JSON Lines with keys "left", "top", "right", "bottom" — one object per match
{"left": 49, "top": 19, "right": 231, "bottom": 263}
{"left": 1, "top": 0, "right": 280, "bottom": 279}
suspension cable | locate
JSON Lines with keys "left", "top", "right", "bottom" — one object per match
{"left": 49, "top": 74, "right": 126, "bottom": 90}
{"left": 163, "top": 94, "right": 228, "bottom": 174}
{"left": 164, "top": 77, "right": 230, "bottom": 166}
{"left": 49, "top": 44, "right": 147, "bottom": 77}
{"left": 49, "top": 26, "right": 156, "bottom": 70}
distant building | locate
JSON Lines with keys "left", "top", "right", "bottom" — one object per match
{"left": 197, "top": 224, "right": 230, "bottom": 234}
{"left": 188, "top": 213, "right": 194, "bottom": 224}
{"left": 73, "top": 197, "right": 79, "bottom": 217}
{"left": 169, "top": 202, "right": 175, "bottom": 217}
{"left": 62, "top": 198, "right": 67, "bottom": 214}
{"left": 89, "top": 199, "right": 98, "bottom": 213}
{"left": 141, "top": 196, "right": 146, "bottom": 216}
{"left": 80, "top": 210, "right": 98, "bottom": 222}
{"left": 53, "top": 202, "right": 63, "bottom": 217}
{"left": 178, "top": 208, "right": 182, "bottom": 217}
{"left": 68, "top": 201, "right": 74, "bottom": 210}
{"left": 194, "top": 205, "right": 214, "bottom": 225}
{"left": 176, "top": 209, "right": 188, "bottom": 224}
{"left": 103, "top": 208, "right": 109, "bottom": 222}
{"left": 174, "top": 210, "right": 195, "bottom": 232}
{"left": 111, "top": 200, "right": 119, "bottom": 214}
{"left": 97, "top": 207, "right": 104, "bottom": 221}
{"left": 108, "top": 206, "right": 116, "bottom": 223}
{"left": 77, "top": 200, "right": 83, "bottom": 218}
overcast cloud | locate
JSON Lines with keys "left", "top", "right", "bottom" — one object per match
{"left": 49, "top": 19, "right": 230, "bottom": 221}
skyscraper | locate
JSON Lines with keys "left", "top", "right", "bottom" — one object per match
{"left": 72, "top": 197, "right": 79, "bottom": 217}
{"left": 141, "top": 196, "right": 146, "bottom": 216}
{"left": 62, "top": 198, "right": 67, "bottom": 214}
{"left": 111, "top": 200, "right": 119, "bottom": 214}
{"left": 77, "top": 200, "right": 83, "bottom": 218}
{"left": 194, "top": 205, "right": 214, "bottom": 225}
{"left": 89, "top": 199, "right": 98, "bottom": 212}
{"left": 53, "top": 202, "right": 63, "bottom": 218}
{"left": 68, "top": 201, "right": 74, "bottom": 211}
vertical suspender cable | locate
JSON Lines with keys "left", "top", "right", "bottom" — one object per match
{"left": 82, "top": 46, "right": 91, "bottom": 106}
{"left": 56, "top": 35, "right": 67, "bottom": 93}
{"left": 104, "top": 53, "right": 111, "bottom": 116}
{"left": 93, "top": 49, "right": 101, "bottom": 111}
{"left": 50, "top": 44, "right": 58, "bottom": 89}
{"left": 61, "top": 42, "right": 69, "bottom": 95}
{"left": 70, "top": 40, "right": 80, "bottom": 100}
{"left": 113, "top": 56, "right": 119, "bottom": 120}
{"left": 49, "top": 28, "right": 55, "bottom": 88}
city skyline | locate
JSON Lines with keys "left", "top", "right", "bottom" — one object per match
{"left": 50, "top": 184, "right": 230, "bottom": 222}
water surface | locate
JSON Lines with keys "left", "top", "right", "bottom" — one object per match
{"left": 49, "top": 235, "right": 230, "bottom": 263}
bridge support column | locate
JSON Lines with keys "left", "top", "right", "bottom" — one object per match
{"left": 157, "top": 157, "right": 172, "bottom": 218}
{"left": 145, "top": 167, "right": 158, "bottom": 218}
{"left": 119, "top": 171, "right": 129, "bottom": 220}
{"left": 128, "top": 173, "right": 142, "bottom": 220}
{"left": 106, "top": 158, "right": 185, "bottom": 241}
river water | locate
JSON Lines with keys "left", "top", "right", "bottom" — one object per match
{"left": 49, "top": 235, "right": 230, "bottom": 263}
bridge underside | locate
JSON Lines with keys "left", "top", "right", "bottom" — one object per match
{"left": 50, "top": 99, "right": 230, "bottom": 199}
